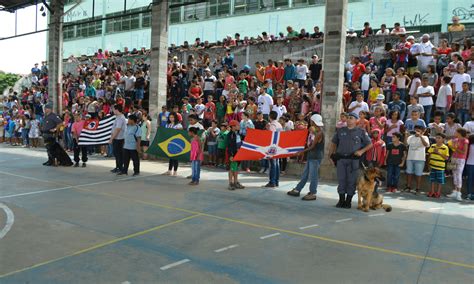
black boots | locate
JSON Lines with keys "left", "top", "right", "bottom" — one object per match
{"left": 336, "top": 194, "right": 345, "bottom": 208}
{"left": 343, "top": 195, "right": 353, "bottom": 209}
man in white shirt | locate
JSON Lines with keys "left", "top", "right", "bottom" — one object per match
{"left": 416, "top": 76, "right": 435, "bottom": 124}
{"left": 257, "top": 88, "right": 274, "bottom": 120}
{"left": 203, "top": 69, "right": 216, "bottom": 98}
{"left": 376, "top": 24, "right": 390, "bottom": 35}
{"left": 122, "top": 70, "right": 136, "bottom": 98}
{"left": 451, "top": 65, "right": 471, "bottom": 95}
{"left": 348, "top": 92, "right": 369, "bottom": 116}
{"left": 413, "top": 34, "right": 434, "bottom": 73}
{"left": 404, "top": 125, "right": 430, "bottom": 194}
{"left": 295, "top": 59, "right": 308, "bottom": 86}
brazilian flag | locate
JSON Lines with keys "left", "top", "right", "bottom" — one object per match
{"left": 147, "top": 128, "right": 193, "bottom": 161}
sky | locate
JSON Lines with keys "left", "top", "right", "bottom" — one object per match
{"left": 0, "top": 5, "right": 48, "bottom": 75}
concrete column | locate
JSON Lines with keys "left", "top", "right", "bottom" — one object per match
{"left": 148, "top": 0, "right": 169, "bottom": 135}
{"left": 47, "top": 1, "right": 65, "bottom": 114}
{"left": 320, "top": 0, "right": 348, "bottom": 180}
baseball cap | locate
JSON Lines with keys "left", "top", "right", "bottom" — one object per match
{"left": 310, "top": 114, "right": 324, "bottom": 127}
{"left": 347, "top": 112, "right": 359, "bottom": 119}
{"left": 229, "top": 120, "right": 239, "bottom": 127}
{"left": 376, "top": 94, "right": 385, "bottom": 100}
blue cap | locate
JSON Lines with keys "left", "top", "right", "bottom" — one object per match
{"left": 243, "top": 64, "right": 251, "bottom": 71}
{"left": 347, "top": 112, "right": 359, "bottom": 119}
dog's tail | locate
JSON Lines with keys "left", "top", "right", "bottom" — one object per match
{"left": 382, "top": 204, "right": 392, "bottom": 212}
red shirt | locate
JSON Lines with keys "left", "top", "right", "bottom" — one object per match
{"left": 396, "top": 41, "right": 411, "bottom": 63}
{"left": 275, "top": 67, "right": 285, "bottom": 83}
{"left": 71, "top": 121, "right": 85, "bottom": 137}
{"left": 352, "top": 63, "right": 366, "bottom": 82}
{"left": 264, "top": 65, "right": 277, "bottom": 81}
{"left": 203, "top": 102, "right": 216, "bottom": 121}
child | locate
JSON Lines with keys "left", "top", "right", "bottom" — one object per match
{"left": 427, "top": 133, "right": 450, "bottom": 198}
{"left": 404, "top": 125, "right": 430, "bottom": 194}
{"left": 447, "top": 128, "right": 469, "bottom": 201}
{"left": 188, "top": 127, "right": 203, "bottom": 185}
{"left": 342, "top": 83, "right": 352, "bottom": 112}
{"left": 466, "top": 134, "right": 474, "bottom": 200}
{"left": 336, "top": 112, "right": 348, "bottom": 129}
{"left": 295, "top": 113, "right": 308, "bottom": 130}
{"left": 239, "top": 112, "right": 254, "bottom": 172}
{"left": 71, "top": 113, "right": 88, "bottom": 167}
{"left": 118, "top": 114, "right": 141, "bottom": 176}
{"left": 394, "top": 67, "right": 411, "bottom": 102}
{"left": 369, "top": 106, "right": 387, "bottom": 135}
{"left": 216, "top": 122, "right": 229, "bottom": 169}
{"left": 365, "top": 129, "right": 386, "bottom": 168}
{"left": 29, "top": 113, "right": 40, "bottom": 147}
{"left": 385, "top": 110, "right": 404, "bottom": 144}
{"left": 381, "top": 68, "right": 395, "bottom": 102}
{"left": 385, "top": 132, "right": 407, "bottom": 192}
{"left": 368, "top": 79, "right": 381, "bottom": 107}
{"left": 0, "top": 114, "right": 4, "bottom": 143}
{"left": 406, "top": 96, "right": 425, "bottom": 120}
{"left": 357, "top": 111, "right": 370, "bottom": 133}
{"left": 227, "top": 120, "right": 244, "bottom": 190}
{"left": 428, "top": 111, "right": 445, "bottom": 144}
{"left": 444, "top": 112, "right": 462, "bottom": 139}
{"left": 404, "top": 110, "right": 427, "bottom": 135}
{"left": 206, "top": 120, "right": 220, "bottom": 167}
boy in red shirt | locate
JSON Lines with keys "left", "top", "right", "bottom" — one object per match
{"left": 203, "top": 95, "right": 216, "bottom": 128}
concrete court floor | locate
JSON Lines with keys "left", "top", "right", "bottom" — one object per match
{"left": 0, "top": 144, "right": 473, "bottom": 284}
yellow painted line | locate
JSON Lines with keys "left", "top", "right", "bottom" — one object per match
{"left": 0, "top": 214, "right": 201, "bottom": 279}
{"left": 76, "top": 188, "right": 474, "bottom": 270}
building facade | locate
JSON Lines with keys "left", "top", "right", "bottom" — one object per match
{"left": 62, "top": 0, "right": 473, "bottom": 56}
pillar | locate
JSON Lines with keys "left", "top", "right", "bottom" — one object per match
{"left": 148, "top": 0, "right": 169, "bottom": 135}
{"left": 320, "top": 0, "right": 348, "bottom": 180}
{"left": 47, "top": 1, "right": 64, "bottom": 114}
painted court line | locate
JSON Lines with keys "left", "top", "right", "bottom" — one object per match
{"left": 299, "top": 224, "right": 319, "bottom": 230}
{"left": 160, "top": 259, "right": 190, "bottom": 271}
{"left": 0, "top": 203, "right": 14, "bottom": 239}
{"left": 214, "top": 244, "right": 239, "bottom": 253}
{"left": 368, "top": 213, "right": 385, "bottom": 217}
{"left": 260, "top": 233, "right": 281, "bottom": 239}
{"left": 401, "top": 210, "right": 416, "bottom": 213}
{"left": 335, "top": 218, "right": 352, "bottom": 223}
{"left": 429, "top": 207, "right": 444, "bottom": 210}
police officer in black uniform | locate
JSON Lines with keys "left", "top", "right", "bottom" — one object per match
{"left": 329, "top": 112, "right": 372, "bottom": 208}
{"left": 41, "top": 103, "right": 62, "bottom": 166}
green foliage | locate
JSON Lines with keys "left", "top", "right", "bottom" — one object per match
{"left": 0, "top": 72, "right": 21, "bottom": 94}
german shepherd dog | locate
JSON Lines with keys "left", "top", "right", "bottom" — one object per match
{"left": 357, "top": 167, "right": 392, "bottom": 212}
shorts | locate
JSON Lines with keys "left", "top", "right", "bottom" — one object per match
{"left": 406, "top": 160, "right": 425, "bottom": 176}
{"left": 429, "top": 169, "right": 445, "bottom": 184}
{"left": 140, "top": 140, "right": 149, "bottom": 147}
{"left": 208, "top": 144, "right": 217, "bottom": 155}
{"left": 135, "top": 88, "right": 144, "bottom": 100}
{"left": 229, "top": 161, "right": 239, "bottom": 172}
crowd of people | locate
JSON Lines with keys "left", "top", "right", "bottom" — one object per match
{"left": 0, "top": 18, "right": 473, "bottom": 206}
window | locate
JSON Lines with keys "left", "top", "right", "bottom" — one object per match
{"left": 63, "top": 25, "right": 75, "bottom": 40}
{"left": 105, "top": 9, "right": 141, "bottom": 33}
{"left": 234, "top": 0, "right": 261, "bottom": 14}
{"left": 293, "top": 0, "right": 308, "bottom": 7}
{"left": 273, "top": 0, "right": 288, "bottom": 9}
{"left": 184, "top": 2, "right": 206, "bottom": 21}
{"left": 142, "top": 11, "right": 151, "bottom": 27}
{"left": 76, "top": 19, "right": 102, "bottom": 38}
{"left": 170, "top": 6, "right": 181, "bottom": 24}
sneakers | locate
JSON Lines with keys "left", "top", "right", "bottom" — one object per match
{"left": 427, "top": 191, "right": 434, "bottom": 198}
{"left": 302, "top": 193, "right": 316, "bottom": 201}
{"left": 434, "top": 192, "right": 441, "bottom": 198}
{"left": 287, "top": 189, "right": 300, "bottom": 197}
{"left": 186, "top": 175, "right": 192, "bottom": 179}
{"left": 117, "top": 172, "right": 127, "bottom": 176}
{"left": 110, "top": 168, "right": 120, "bottom": 173}
{"left": 235, "top": 182, "right": 245, "bottom": 189}
{"left": 188, "top": 181, "right": 199, "bottom": 185}
{"left": 74, "top": 162, "right": 79, "bottom": 167}
{"left": 403, "top": 186, "right": 411, "bottom": 192}
{"left": 263, "top": 183, "right": 276, "bottom": 188}
{"left": 228, "top": 183, "right": 236, "bottom": 190}
{"left": 245, "top": 168, "right": 251, "bottom": 173}
{"left": 447, "top": 191, "right": 457, "bottom": 198}
{"left": 132, "top": 172, "right": 139, "bottom": 177}
{"left": 455, "top": 191, "right": 462, "bottom": 201}
{"left": 82, "top": 163, "right": 86, "bottom": 168}
{"left": 258, "top": 169, "right": 266, "bottom": 174}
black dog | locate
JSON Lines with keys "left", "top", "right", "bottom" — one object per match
{"left": 50, "top": 142, "right": 73, "bottom": 167}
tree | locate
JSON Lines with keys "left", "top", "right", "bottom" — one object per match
{"left": 0, "top": 71, "right": 21, "bottom": 95}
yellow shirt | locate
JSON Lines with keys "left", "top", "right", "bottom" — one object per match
{"left": 428, "top": 144, "right": 449, "bottom": 170}
{"left": 448, "top": 24, "right": 465, "bottom": 32}
{"left": 226, "top": 102, "right": 234, "bottom": 114}
{"left": 368, "top": 87, "right": 381, "bottom": 104}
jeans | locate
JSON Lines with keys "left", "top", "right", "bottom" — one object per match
{"left": 269, "top": 159, "right": 280, "bottom": 185}
{"left": 423, "top": 105, "right": 433, "bottom": 124}
{"left": 396, "top": 88, "right": 407, "bottom": 102}
{"left": 386, "top": 164, "right": 401, "bottom": 188}
{"left": 113, "top": 139, "right": 124, "bottom": 170}
{"left": 457, "top": 109, "right": 470, "bottom": 126}
{"left": 294, "top": 159, "right": 321, "bottom": 194}
{"left": 466, "top": 164, "right": 474, "bottom": 196}
{"left": 436, "top": 107, "right": 447, "bottom": 122}
{"left": 123, "top": 149, "right": 140, "bottom": 174}
{"left": 260, "top": 159, "right": 268, "bottom": 171}
{"left": 21, "top": 128, "right": 29, "bottom": 146}
{"left": 377, "top": 59, "right": 393, "bottom": 79}
{"left": 191, "top": 160, "right": 201, "bottom": 182}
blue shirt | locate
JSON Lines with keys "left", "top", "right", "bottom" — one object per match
{"left": 284, "top": 65, "right": 296, "bottom": 81}
{"left": 124, "top": 124, "right": 142, "bottom": 150}
{"left": 404, "top": 119, "right": 426, "bottom": 133}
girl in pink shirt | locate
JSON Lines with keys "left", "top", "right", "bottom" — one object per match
{"left": 369, "top": 106, "right": 387, "bottom": 135}
{"left": 449, "top": 128, "right": 469, "bottom": 195}
{"left": 189, "top": 127, "right": 202, "bottom": 185}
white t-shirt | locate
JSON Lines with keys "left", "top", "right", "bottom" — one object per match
{"left": 296, "top": 65, "right": 308, "bottom": 80}
{"left": 463, "top": 121, "right": 474, "bottom": 134}
{"left": 348, "top": 101, "right": 369, "bottom": 116}
{"left": 467, "top": 144, "right": 474, "bottom": 165}
{"left": 203, "top": 75, "right": 216, "bottom": 91}
{"left": 361, "top": 74, "right": 371, "bottom": 91}
{"left": 436, "top": 84, "right": 452, "bottom": 108}
{"left": 376, "top": 29, "right": 390, "bottom": 35}
{"left": 451, "top": 73, "right": 471, "bottom": 93}
{"left": 415, "top": 41, "right": 434, "bottom": 68}
{"left": 257, "top": 94, "right": 274, "bottom": 115}
{"left": 194, "top": 103, "right": 205, "bottom": 119}
{"left": 123, "top": 76, "right": 136, "bottom": 91}
{"left": 272, "top": 104, "right": 287, "bottom": 119}
{"left": 416, "top": 85, "right": 434, "bottom": 106}
{"left": 407, "top": 135, "right": 430, "bottom": 161}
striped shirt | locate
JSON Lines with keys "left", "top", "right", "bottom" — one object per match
{"left": 428, "top": 144, "right": 449, "bottom": 170}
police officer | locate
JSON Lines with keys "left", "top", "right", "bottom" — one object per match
{"left": 329, "top": 112, "right": 372, "bottom": 208}
{"left": 41, "top": 103, "right": 62, "bottom": 166}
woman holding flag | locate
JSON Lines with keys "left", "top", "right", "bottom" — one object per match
{"left": 287, "top": 114, "right": 325, "bottom": 201}
{"left": 163, "top": 112, "right": 183, "bottom": 176}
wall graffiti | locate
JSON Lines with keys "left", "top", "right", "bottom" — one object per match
{"left": 452, "top": 4, "right": 474, "bottom": 21}
{"left": 402, "top": 13, "right": 430, "bottom": 27}
{"left": 65, "top": 10, "right": 88, "bottom": 22}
